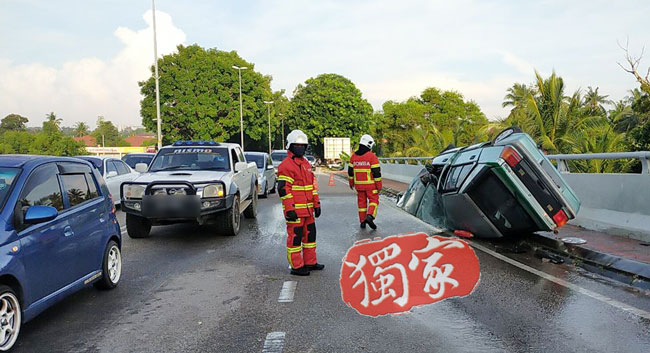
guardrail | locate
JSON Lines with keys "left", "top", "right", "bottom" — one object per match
{"left": 378, "top": 157, "right": 432, "bottom": 164}
{"left": 546, "top": 151, "right": 650, "bottom": 175}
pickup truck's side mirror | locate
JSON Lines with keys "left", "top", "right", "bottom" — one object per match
{"left": 24, "top": 205, "right": 58, "bottom": 224}
{"left": 135, "top": 163, "right": 148, "bottom": 173}
{"left": 106, "top": 171, "right": 118, "bottom": 178}
{"left": 234, "top": 161, "right": 248, "bottom": 173}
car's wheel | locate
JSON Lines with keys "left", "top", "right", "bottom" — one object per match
{"left": 270, "top": 181, "right": 276, "bottom": 194}
{"left": 94, "top": 240, "right": 122, "bottom": 290}
{"left": 0, "top": 285, "right": 21, "bottom": 352}
{"left": 126, "top": 213, "right": 151, "bottom": 238}
{"left": 260, "top": 181, "right": 268, "bottom": 198}
{"left": 494, "top": 126, "right": 522, "bottom": 144}
{"left": 243, "top": 189, "right": 258, "bottom": 219}
{"left": 221, "top": 195, "right": 241, "bottom": 236}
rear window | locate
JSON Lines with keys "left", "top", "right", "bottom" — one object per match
{"left": 123, "top": 155, "right": 154, "bottom": 169}
{"left": 271, "top": 152, "right": 288, "bottom": 161}
{"left": 245, "top": 154, "right": 265, "bottom": 169}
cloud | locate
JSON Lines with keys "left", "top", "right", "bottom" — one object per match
{"left": 0, "top": 10, "right": 185, "bottom": 129}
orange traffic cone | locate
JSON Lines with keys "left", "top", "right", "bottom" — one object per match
{"left": 328, "top": 173, "right": 336, "bottom": 186}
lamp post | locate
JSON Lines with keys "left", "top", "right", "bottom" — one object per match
{"left": 279, "top": 113, "right": 285, "bottom": 148}
{"left": 263, "top": 101, "right": 273, "bottom": 154}
{"left": 232, "top": 65, "right": 248, "bottom": 149}
{"left": 152, "top": 0, "right": 162, "bottom": 150}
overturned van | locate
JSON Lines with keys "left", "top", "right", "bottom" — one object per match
{"left": 397, "top": 128, "right": 581, "bottom": 238}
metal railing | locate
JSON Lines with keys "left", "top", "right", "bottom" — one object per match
{"left": 546, "top": 152, "right": 650, "bottom": 175}
{"left": 378, "top": 157, "right": 433, "bottom": 165}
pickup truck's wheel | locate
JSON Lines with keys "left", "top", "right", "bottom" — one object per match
{"left": 94, "top": 240, "right": 121, "bottom": 290}
{"left": 126, "top": 213, "right": 151, "bottom": 238}
{"left": 0, "top": 285, "right": 21, "bottom": 352}
{"left": 260, "top": 181, "right": 268, "bottom": 198}
{"left": 243, "top": 190, "right": 258, "bottom": 219}
{"left": 221, "top": 195, "right": 240, "bottom": 236}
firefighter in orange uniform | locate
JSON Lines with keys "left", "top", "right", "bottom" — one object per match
{"left": 277, "top": 130, "right": 324, "bottom": 276}
{"left": 348, "top": 134, "right": 382, "bottom": 230}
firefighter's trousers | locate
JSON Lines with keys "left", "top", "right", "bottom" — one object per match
{"left": 286, "top": 215, "right": 317, "bottom": 269}
{"left": 356, "top": 189, "right": 379, "bottom": 223}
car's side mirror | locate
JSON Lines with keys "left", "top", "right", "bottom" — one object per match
{"left": 267, "top": 164, "right": 274, "bottom": 170}
{"left": 106, "top": 171, "right": 118, "bottom": 178}
{"left": 234, "top": 161, "right": 248, "bottom": 173}
{"left": 135, "top": 163, "right": 148, "bottom": 173}
{"left": 24, "top": 205, "right": 58, "bottom": 224}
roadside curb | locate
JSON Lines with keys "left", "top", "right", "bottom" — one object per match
{"left": 525, "top": 231, "right": 650, "bottom": 290}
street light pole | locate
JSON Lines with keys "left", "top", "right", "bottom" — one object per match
{"left": 263, "top": 101, "right": 273, "bottom": 154}
{"left": 232, "top": 65, "right": 248, "bottom": 149}
{"left": 280, "top": 114, "right": 285, "bottom": 148}
{"left": 152, "top": 0, "right": 162, "bottom": 150}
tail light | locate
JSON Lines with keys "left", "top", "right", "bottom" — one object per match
{"left": 500, "top": 146, "right": 522, "bottom": 167}
{"left": 454, "top": 230, "right": 474, "bottom": 238}
{"left": 552, "top": 209, "right": 569, "bottom": 227}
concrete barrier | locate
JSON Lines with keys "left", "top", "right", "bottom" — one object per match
{"left": 379, "top": 162, "right": 425, "bottom": 184}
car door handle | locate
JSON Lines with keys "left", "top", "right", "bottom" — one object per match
{"left": 63, "top": 226, "right": 75, "bottom": 237}
{"left": 99, "top": 212, "right": 106, "bottom": 222}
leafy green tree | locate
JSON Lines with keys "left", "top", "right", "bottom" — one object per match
{"left": 288, "top": 73, "right": 373, "bottom": 155}
{"left": 92, "top": 117, "right": 128, "bottom": 147}
{"left": 73, "top": 122, "right": 90, "bottom": 137}
{"left": 0, "top": 114, "right": 29, "bottom": 131}
{"left": 139, "top": 44, "right": 275, "bottom": 150}
{"left": 583, "top": 86, "right": 611, "bottom": 116}
{"left": 43, "top": 112, "right": 62, "bottom": 136}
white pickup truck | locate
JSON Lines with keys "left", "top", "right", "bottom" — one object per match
{"left": 120, "top": 141, "right": 259, "bottom": 237}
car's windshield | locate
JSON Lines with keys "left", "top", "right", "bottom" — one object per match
{"left": 123, "top": 155, "right": 154, "bottom": 169}
{"left": 271, "top": 152, "right": 288, "bottom": 161}
{"left": 0, "top": 167, "right": 20, "bottom": 208}
{"left": 149, "top": 147, "right": 230, "bottom": 172}
{"left": 245, "top": 154, "right": 265, "bottom": 169}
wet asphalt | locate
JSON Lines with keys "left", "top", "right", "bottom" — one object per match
{"left": 11, "top": 173, "right": 650, "bottom": 353}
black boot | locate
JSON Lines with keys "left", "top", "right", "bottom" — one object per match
{"left": 365, "top": 215, "right": 377, "bottom": 230}
{"left": 305, "top": 263, "right": 325, "bottom": 271}
{"left": 290, "top": 267, "right": 310, "bottom": 276}
{"left": 360, "top": 221, "right": 366, "bottom": 229}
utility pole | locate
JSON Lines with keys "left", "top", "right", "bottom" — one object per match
{"left": 232, "top": 65, "right": 248, "bottom": 149}
{"left": 152, "top": 0, "right": 162, "bottom": 150}
{"left": 263, "top": 101, "right": 273, "bottom": 154}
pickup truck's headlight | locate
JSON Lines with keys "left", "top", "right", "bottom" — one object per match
{"left": 202, "top": 184, "right": 224, "bottom": 198}
{"left": 124, "top": 184, "right": 145, "bottom": 199}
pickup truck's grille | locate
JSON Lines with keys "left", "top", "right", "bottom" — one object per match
{"left": 149, "top": 185, "right": 193, "bottom": 196}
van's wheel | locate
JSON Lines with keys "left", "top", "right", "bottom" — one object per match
{"left": 126, "top": 213, "right": 151, "bottom": 238}
{"left": 244, "top": 190, "right": 258, "bottom": 219}
{"left": 494, "top": 126, "right": 522, "bottom": 144}
{"left": 94, "top": 240, "right": 122, "bottom": 290}
{"left": 0, "top": 285, "right": 21, "bottom": 352}
{"left": 221, "top": 195, "right": 241, "bottom": 236}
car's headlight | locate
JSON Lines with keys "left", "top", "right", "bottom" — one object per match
{"left": 124, "top": 184, "right": 145, "bottom": 199}
{"left": 202, "top": 184, "right": 225, "bottom": 198}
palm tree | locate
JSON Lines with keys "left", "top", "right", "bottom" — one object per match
{"left": 43, "top": 112, "right": 63, "bottom": 135}
{"left": 403, "top": 127, "right": 454, "bottom": 157}
{"left": 583, "top": 86, "right": 611, "bottom": 115}
{"left": 564, "top": 122, "right": 625, "bottom": 172}
{"left": 73, "top": 122, "right": 90, "bottom": 137}
{"left": 503, "top": 83, "right": 535, "bottom": 110}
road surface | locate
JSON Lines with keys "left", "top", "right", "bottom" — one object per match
{"left": 12, "top": 173, "right": 650, "bottom": 352}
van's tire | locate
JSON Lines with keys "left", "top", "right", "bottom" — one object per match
{"left": 126, "top": 213, "right": 151, "bottom": 238}
{"left": 94, "top": 240, "right": 122, "bottom": 290}
{"left": 243, "top": 190, "right": 258, "bottom": 219}
{"left": 0, "top": 285, "right": 21, "bottom": 351}
{"left": 494, "top": 126, "right": 522, "bottom": 144}
{"left": 221, "top": 195, "right": 240, "bottom": 236}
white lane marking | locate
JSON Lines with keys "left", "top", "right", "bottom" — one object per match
{"left": 278, "top": 281, "right": 297, "bottom": 303}
{"left": 384, "top": 200, "right": 650, "bottom": 320}
{"left": 262, "top": 332, "right": 285, "bottom": 353}
{"left": 470, "top": 241, "right": 650, "bottom": 320}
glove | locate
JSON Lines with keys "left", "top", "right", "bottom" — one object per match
{"left": 285, "top": 210, "right": 298, "bottom": 222}
{"left": 314, "top": 207, "right": 321, "bottom": 218}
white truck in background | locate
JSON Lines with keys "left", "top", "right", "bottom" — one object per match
{"left": 324, "top": 137, "right": 351, "bottom": 167}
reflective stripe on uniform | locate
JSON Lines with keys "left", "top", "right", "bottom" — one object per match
{"left": 354, "top": 180, "right": 375, "bottom": 185}
{"left": 292, "top": 185, "right": 314, "bottom": 191}
{"left": 370, "top": 164, "right": 380, "bottom": 168}
{"left": 278, "top": 176, "right": 294, "bottom": 183}
{"left": 374, "top": 177, "right": 382, "bottom": 181}
{"left": 294, "top": 203, "right": 314, "bottom": 209}
{"left": 358, "top": 208, "right": 367, "bottom": 212}
{"left": 287, "top": 246, "right": 302, "bottom": 253}
{"left": 312, "top": 190, "right": 318, "bottom": 195}
{"left": 281, "top": 194, "right": 294, "bottom": 200}
{"left": 286, "top": 219, "right": 301, "bottom": 224}
{"left": 372, "top": 189, "right": 378, "bottom": 194}
{"left": 302, "top": 242, "right": 316, "bottom": 249}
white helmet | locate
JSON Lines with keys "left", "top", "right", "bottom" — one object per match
{"left": 286, "top": 129, "right": 309, "bottom": 149}
{"left": 359, "top": 134, "right": 375, "bottom": 150}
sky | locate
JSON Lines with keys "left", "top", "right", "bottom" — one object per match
{"left": 1, "top": 0, "right": 649, "bottom": 129}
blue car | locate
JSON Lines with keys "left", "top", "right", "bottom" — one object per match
{"left": 0, "top": 155, "right": 122, "bottom": 351}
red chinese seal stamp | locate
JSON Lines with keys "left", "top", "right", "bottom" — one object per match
{"left": 340, "top": 232, "right": 480, "bottom": 317}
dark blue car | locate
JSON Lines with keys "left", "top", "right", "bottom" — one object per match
{"left": 0, "top": 155, "right": 122, "bottom": 351}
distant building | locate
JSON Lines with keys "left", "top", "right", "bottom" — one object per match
{"left": 125, "top": 134, "right": 156, "bottom": 147}
{"left": 74, "top": 135, "right": 97, "bottom": 147}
